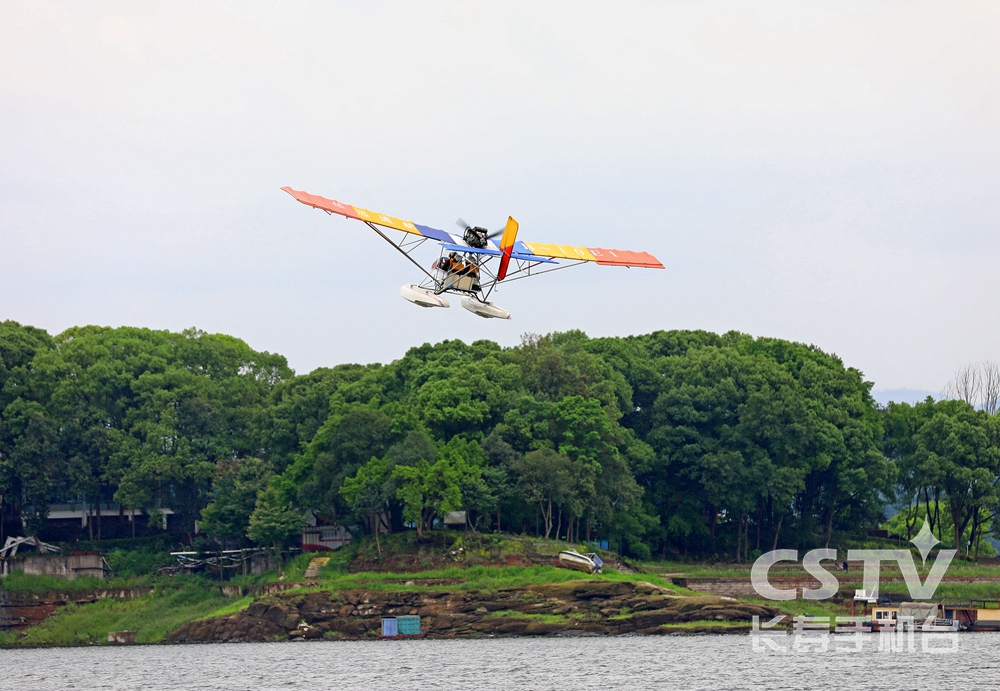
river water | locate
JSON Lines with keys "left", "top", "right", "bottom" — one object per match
{"left": 1, "top": 633, "right": 998, "bottom": 690}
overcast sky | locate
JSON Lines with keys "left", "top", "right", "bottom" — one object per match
{"left": 2, "top": 1, "right": 998, "bottom": 392}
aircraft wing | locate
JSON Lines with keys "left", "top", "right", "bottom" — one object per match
{"left": 516, "top": 241, "right": 664, "bottom": 269}
{"left": 282, "top": 186, "right": 664, "bottom": 269}
{"left": 282, "top": 186, "right": 455, "bottom": 242}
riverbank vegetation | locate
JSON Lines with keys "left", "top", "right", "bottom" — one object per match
{"left": 0, "top": 582, "right": 243, "bottom": 646}
{"left": 2, "top": 320, "right": 999, "bottom": 563}
{"left": 4, "top": 528, "right": 1000, "bottom": 647}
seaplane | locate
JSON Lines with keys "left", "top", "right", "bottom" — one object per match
{"left": 282, "top": 186, "right": 664, "bottom": 320}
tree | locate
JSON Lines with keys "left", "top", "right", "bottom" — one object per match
{"left": 252, "top": 365, "right": 370, "bottom": 473}
{"left": 0, "top": 404, "right": 64, "bottom": 535}
{"left": 514, "top": 448, "right": 574, "bottom": 539}
{"left": 296, "top": 405, "right": 395, "bottom": 522}
{"left": 912, "top": 401, "right": 1000, "bottom": 554}
{"left": 2, "top": 325, "right": 290, "bottom": 541}
{"left": 0, "top": 320, "right": 52, "bottom": 410}
{"left": 341, "top": 456, "right": 391, "bottom": 556}
{"left": 944, "top": 362, "right": 1000, "bottom": 415}
{"left": 201, "top": 457, "right": 274, "bottom": 543}
{"left": 247, "top": 486, "right": 304, "bottom": 574}
{"left": 392, "top": 438, "right": 480, "bottom": 537}
{"left": 481, "top": 430, "right": 520, "bottom": 533}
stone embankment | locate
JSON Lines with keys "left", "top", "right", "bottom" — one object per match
{"left": 166, "top": 580, "right": 780, "bottom": 642}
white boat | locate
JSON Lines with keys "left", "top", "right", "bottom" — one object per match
{"left": 558, "top": 550, "right": 603, "bottom": 574}
{"left": 899, "top": 618, "right": 961, "bottom": 632}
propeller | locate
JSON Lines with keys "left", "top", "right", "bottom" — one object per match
{"left": 458, "top": 218, "right": 504, "bottom": 239}
{"left": 456, "top": 217, "right": 502, "bottom": 249}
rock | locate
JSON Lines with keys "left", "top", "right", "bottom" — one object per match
{"left": 469, "top": 620, "right": 503, "bottom": 632}
{"left": 632, "top": 595, "right": 677, "bottom": 611}
{"left": 638, "top": 626, "right": 666, "bottom": 635}
{"left": 247, "top": 602, "right": 269, "bottom": 618}
{"left": 631, "top": 611, "right": 680, "bottom": 628}
{"left": 345, "top": 620, "right": 368, "bottom": 635}
{"left": 496, "top": 621, "right": 528, "bottom": 635}
{"left": 570, "top": 581, "right": 632, "bottom": 599}
{"left": 430, "top": 614, "right": 457, "bottom": 630}
{"left": 708, "top": 608, "right": 752, "bottom": 621}
{"left": 524, "top": 622, "right": 564, "bottom": 635}
{"left": 633, "top": 582, "right": 671, "bottom": 596}
{"left": 263, "top": 604, "right": 289, "bottom": 624}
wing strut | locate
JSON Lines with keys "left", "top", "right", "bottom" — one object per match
{"left": 363, "top": 221, "right": 437, "bottom": 283}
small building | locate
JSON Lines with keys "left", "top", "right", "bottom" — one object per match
{"left": 302, "top": 524, "right": 352, "bottom": 552}
{"left": 871, "top": 605, "right": 899, "bottom": 629}
{"left": 27, "top": 502, "right": 174, "bottom": 530}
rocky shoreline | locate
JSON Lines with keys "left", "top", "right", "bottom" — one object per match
{"left": 167, "top": 580, "right": 781, "bottom": 643}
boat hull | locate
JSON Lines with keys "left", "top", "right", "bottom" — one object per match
{"left": 401, "top": 285, "right": 450, "bottom": 308}
{"left": 461, "top": 297, "right": 511, "bottom": 320}
{"left": 558, "top": 550, "right": 597, "bottom": 574}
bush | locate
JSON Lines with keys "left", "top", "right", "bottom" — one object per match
{"left": 104, "top": 548, "right": 175, "bottom": 578}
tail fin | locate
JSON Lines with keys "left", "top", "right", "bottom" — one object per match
{"left": 496, "top": 216, "right": 519, "bottom": 281}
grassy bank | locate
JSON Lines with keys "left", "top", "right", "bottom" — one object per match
{"left": 0, "top": 584, "right": 246, "bottom": 646}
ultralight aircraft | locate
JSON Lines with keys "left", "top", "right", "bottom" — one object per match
{"left": 283, "top": 187, "right": 664, "bottom": 320}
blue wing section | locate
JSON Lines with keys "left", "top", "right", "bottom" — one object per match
{"left": 440, "top": 242, "right": 503, "bottom": 256}
{"left": 438, "top": 241, "right": 559, "bottom": 264}
{"left": 415, "top": 224, "right": 453, "bottom": 242}
{"left": 511, "top": 252, "right": 558, "bottom": 264}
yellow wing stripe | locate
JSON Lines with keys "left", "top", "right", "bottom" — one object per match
{"left": 522, "top": 243, "right": 597, "bottom": 262}
{"left": 351, "top": 207, "right": 421, "bottom": 235}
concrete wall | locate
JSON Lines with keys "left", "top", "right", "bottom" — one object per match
{"left": 16, "top": 554, "right": 105, "bottom": 580}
